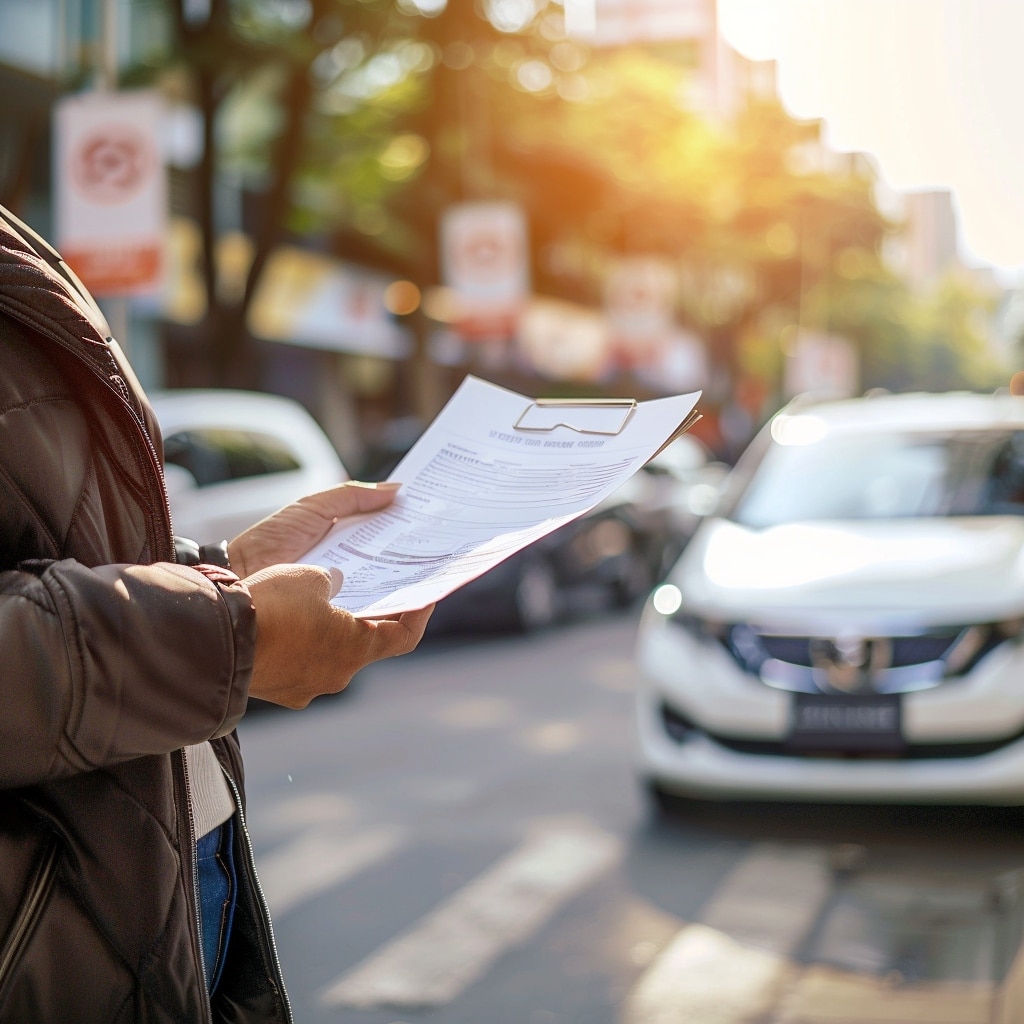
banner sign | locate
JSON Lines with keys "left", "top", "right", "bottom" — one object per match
{"left": 784, "top": 331, "right": 859, "bottom": 400}
{"left": 604, "top": 256, "right": 677, "bottom": 362}
{"left": 439, "top": 201, "right": 529, "bottom": 340}
{"left": 517, "top": 297, "right": 611, "bottom": 382}
{"left": 248, "top": 246, "right": 412, "bottom": 359}
{"left": 54, "top": 90, "right": 167, "bottom": 297}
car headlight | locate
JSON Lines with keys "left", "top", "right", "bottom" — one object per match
{"left": 650, "top": 584, "right": 683, "bottom": 616}
{"left": 650, "top": 585, "right": 727, "bottom": 637}
{"left": 650, "top": 586, "right": 727, "bottom": 638}
{"left": 648, "top": 583, "right": 738, "bottom": 646}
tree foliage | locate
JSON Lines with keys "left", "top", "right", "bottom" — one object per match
{"left": 154, "top": 0, "right": 1002, "bottom": 402}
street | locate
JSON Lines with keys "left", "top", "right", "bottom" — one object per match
{"left": 238, "top": 611, "right": 1024, "bottom": 1024}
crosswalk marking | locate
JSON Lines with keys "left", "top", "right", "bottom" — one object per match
{"left": 319, "top": 825, "right": 623, "bottom": 1009}
{"left": 621, "top": 845, "right": 833, "bottom": 1024}
{"left": 700, "top": 845, "right": 832, "bottom": 953}
{"left": 246, "top": 807, "right": 1001, "bottom": 1022}
{"left": 519, "top": 720, "right": 584, "bottom": 753}
{"left": 257, "top": 825, "right": 405, "bottom": 918}
{"left": 624, "top": 923, "right": 796, "bottom": 1024}
{"left": 434, "top": 696, "right": 518, "bottom": 729}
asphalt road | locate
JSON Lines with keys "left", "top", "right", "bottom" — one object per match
{"left": 237, "top": 610, "right": 1024, "bottom": 1024}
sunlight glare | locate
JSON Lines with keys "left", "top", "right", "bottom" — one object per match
{"left": 770, "top": 414, "right": 828, "bottom": 447}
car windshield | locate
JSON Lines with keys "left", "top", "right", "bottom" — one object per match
{"left": 730, "top": 427, "right": 1024, "bottom": 528}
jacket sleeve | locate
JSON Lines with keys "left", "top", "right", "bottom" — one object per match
{"left": 0, "top": 557, "right": 256, "bottom": 789}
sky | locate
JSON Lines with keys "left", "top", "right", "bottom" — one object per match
{"left": 716, "top": 0, "right": 1024, "bottom": 278}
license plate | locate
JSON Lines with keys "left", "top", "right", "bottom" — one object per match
{"left": 789, "top": 694, "right": 903, "bottom": 753}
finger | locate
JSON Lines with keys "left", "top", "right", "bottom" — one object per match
{"left": 247, "top": 562, "right": 334, "bottom": 600}
{"left": 305, "top": 564, "right": 334, "bottom": 602}
{"left": 328, "top": 566, "right": 344, "bottom": 599}
{"left": 395, "top": 604, "right": 436, "bottom": 626}
{"left": 367, "top": 604, "right": 436, "bottom": 626}
{"left": 367, "top": 605, "right": 435, "bottom": 658}
{"left": 373, "top": 603, "right": 436, "bottom": 624}
{"left": 296, "top": 481, "right": 402, "bottom": 522}
{"left": 400, "top": 603, "right": 435, "bottom": 633}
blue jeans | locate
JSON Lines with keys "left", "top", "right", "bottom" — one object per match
{"left": 196, "top": 816, "right": 238, "bottom": 994}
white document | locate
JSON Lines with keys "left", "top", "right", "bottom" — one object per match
{"left": 300, "top": 375, "right": 701, "bottom": 617}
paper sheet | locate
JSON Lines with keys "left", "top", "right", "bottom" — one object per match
{"left": 300, "top": 376, "right": 701, "bottom": 617}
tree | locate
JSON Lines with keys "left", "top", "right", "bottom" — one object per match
{"left": 478, "top": 60, "right": 893, "bottom": 404}
{"left": 156, "top": 0, "right": 999, "bottom": 413}
{"left": 165, "top": 0, "right": 437, "bottom": 386}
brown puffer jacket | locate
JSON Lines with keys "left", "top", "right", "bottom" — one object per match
{"left": 0, "top": 209, "right": 292, "bottom": 1022}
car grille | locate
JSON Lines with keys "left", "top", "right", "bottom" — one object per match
{"left": 660, "top": 702, "right": 1020, "bottom": 761}
{"left": 757, "top": 633, "right": 959, "bottom": 668}
{"left": 718, "top": 624, "right": 1006, "bottom": 695}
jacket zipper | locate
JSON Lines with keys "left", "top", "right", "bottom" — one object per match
{"left": 177, "top": 749, "right": 214, "bottom": 1024}
{"left": 0, "top": 837, "right": 60, "bottom": 999}
{"left": 220, "top": 768, "right": 294, "bottom": 1023}
{"left": 5, "top": 318, "right": 175, "bottom": 560}
{"left": 0, "top": 223, "right": 173, "bottom": 555}
{"left": 99, "top": 345, "right": 176, "bottom": 555}
{"left": 179, "top": 754, "right": 294, "bottom": 1022}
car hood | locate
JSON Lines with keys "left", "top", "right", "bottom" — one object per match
{"left": 672, "top": 516, "right": 1024, "bottom": 629}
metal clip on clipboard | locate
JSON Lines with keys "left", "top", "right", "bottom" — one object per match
{"left": 513, "top": 397, "right": 638, "bottom": 436}
{"left": 513, "top": 396, "right": 702, "bottom": 456}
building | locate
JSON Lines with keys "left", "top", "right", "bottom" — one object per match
{"left": 892, "top": 189, "right": 962, "bottom": 290}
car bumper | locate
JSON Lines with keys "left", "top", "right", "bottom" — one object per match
{"left": 637, "top": 725, "right": 1024, "bottom": 803}
{"left": 635, "top": 612, "right": 1024, "bottom": 804}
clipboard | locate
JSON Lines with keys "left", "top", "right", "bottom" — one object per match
{"left": 514, "top": 397, "right": 638, "bottom": 436}
{"left": 514, "top": 397, "right": 702, "bottom": 456}
{"left": 651, "top": 408, "right": 703, "bottom": 457}
{"left": 300, "top": 375, "right": 704, "bottom": 617}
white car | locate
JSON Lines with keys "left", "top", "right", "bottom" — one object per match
{"left": 149, "top": 389, "right": 348, "bottom": 543}
{"left": 635, "top": 390, "right": 1024, "bottom": 808}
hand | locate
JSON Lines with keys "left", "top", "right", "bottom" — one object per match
{"left": 244, "top": 563, "right": 434, "bottom": 708}
{"left": 229, "top": 481, "right": 401, "bottom": 578}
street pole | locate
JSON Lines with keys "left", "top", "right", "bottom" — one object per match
{"left": 99, "top": 0, "right": 130, "bottom": 351}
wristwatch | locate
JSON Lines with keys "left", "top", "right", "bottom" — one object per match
{"left": 174, "top": 536, "right": 232, "bottom": 570}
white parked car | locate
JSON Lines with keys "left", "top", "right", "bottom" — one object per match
{"left": 635, "top": 390, "right": 1024, "bottom": 808}
{"left": 149, "top": 389, "right": 348, "bottom": 544}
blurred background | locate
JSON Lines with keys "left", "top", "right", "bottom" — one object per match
{"left": 10, "top": 3, "right": 1024, "bottom": 1021}
{"left": 1, "top": 0, "right": 1018, "bottom": 476}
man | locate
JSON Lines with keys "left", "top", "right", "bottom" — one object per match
{"left": 0, "top": 205, "right": 433, "bottom": 1022}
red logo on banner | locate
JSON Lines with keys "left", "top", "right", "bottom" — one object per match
{"left": 55, "top": 90, "right": 167, "bottom": 297}
{"left": 70, "top": 126, "right": 155, "bottom": 205}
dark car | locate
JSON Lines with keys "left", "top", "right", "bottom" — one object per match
{"left": 424, "top": 435, "right": 728, "bottom": 634}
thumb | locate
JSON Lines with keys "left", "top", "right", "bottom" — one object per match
{"left": 328, "top": 566, "right": 344, "bottom": 600}
{"left": 245, "top": 562, "right": 334, "bottom": 602}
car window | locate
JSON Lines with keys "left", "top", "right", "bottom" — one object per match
{"left": 163, "top": 428, "right": 302, "bottom": 487}
{"left": 979, "top": 433, "right": 1024, "bottom": 514}
{"left": 730, "top": 428, "right": 1024, "bottom": 527}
